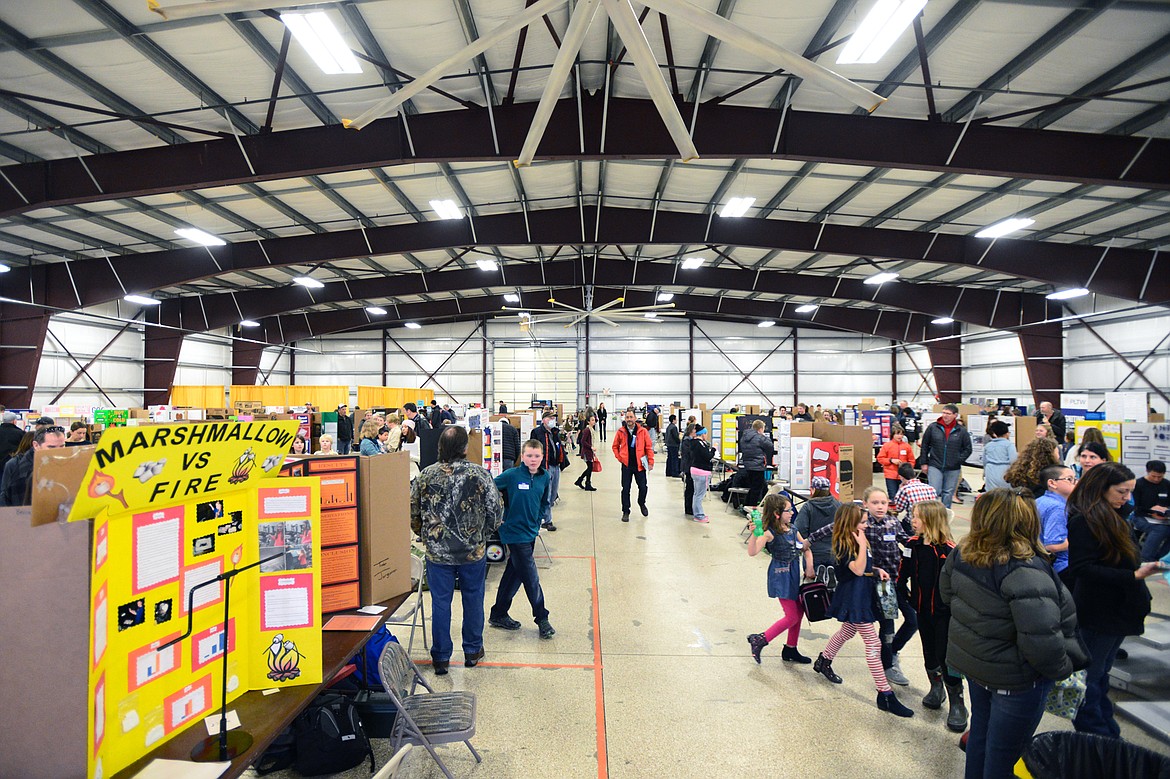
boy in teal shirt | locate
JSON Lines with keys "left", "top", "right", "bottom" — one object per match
{"left": 490, "top": 440, "right": 556, "bottom": 638}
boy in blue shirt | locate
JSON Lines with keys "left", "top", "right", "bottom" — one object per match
{"left": 1036, "top": 464, "right": 1077, "bottom": 578}
{"left": 490, "top": 440, "right": 556, "bottom": 639}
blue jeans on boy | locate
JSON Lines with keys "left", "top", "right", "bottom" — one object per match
{"left": 1141, "top": 521, "right": 1170, "bottom": 561}
{"left": 426, "top": 557, "right": 487, "bottom": 663}
{"left": 490, "top": 541, "right": 549, "bottom": 623}
{"left": 1074, "top": 628, "right": 1124, "bottom": 737}
{"left": 965, "top": 679, "right": 1050, "bottom": 779}
{"left": 928, "top": 466, "right": 962, "bottom": 508}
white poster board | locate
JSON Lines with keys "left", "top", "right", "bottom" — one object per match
{"left": 1105, "top": 392, "right": 1149, "bottom": 423}
{"left": 1121, "top": 423, "right": 1170, "bottom": 469}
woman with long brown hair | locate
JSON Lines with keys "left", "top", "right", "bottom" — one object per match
{"left": 1004, "top": 437, "right": 1060, "bottom": 497}
{"left": 941, "top": 489, "right": 1087, "bottom": 779}
{"left": 1065, "top": 462, "right": 1161, "bottom": 737}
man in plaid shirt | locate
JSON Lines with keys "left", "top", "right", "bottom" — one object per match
{"left": 892, "top": 463, "right": 939, "bottom": 518}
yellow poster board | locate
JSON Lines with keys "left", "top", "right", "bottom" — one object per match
{"left": 721, "top": 413, "right": 740, "bottom": 462}
{"left": 68, "top": 421, "right": 299, "bottom": 522}
{"left": 1074, "top": 419, "right": 1123, "bottom": 462}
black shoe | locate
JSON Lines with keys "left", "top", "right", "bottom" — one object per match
{"left": 542, "top": 522, "right": 557, "bottom": 532}
{"left": 640, "top": 504, "right": 649, "bottom": 517}
{"left": 538, "top": 619, "right": 556, "bottom": 639}
{"left": 575, "top": 480, "right": 585, "bottom": 489}
{"left": 747, "top": 633, "right": 767, "bottom": 664}
{"left": 781, "top": 645, "right": 812, "bottom": 664}
{"left": 585, "top": 486, "right": 597, "bottom": 491}
{"left": 1117, "top": 647, "right": 1129, "bottom": 660}
{"left": 814, "top": 653, "right": 842, "bottom": 684}
{"left": 489, "top": 615, "right": 522, "bottom": 630}
{"left": 465, "top": 650, "right": 484, "bottom": 668}
{"left": 621, "top": 512, "right": 630, "bottom": 522}
{"left": 433, "top": 660, "right": 449, "bottom": 676}
{"left": 877, "top": 690, "right": 914, "bottom": 718}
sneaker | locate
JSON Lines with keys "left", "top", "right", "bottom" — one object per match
{"left": 621, "top": 512, "right": 630, "bottom": 522}
{"left": 886, "top": 655, "right": 910, "bottom": 686}
{"left": 747, "top": 633, "right": 767, "bottom": 664}
{"left": 542, "top": 522, "right": 558, "bottom": 532}
{"left": 489, "top": 615, "right": 522, "bottom": 631}
{"left": 640, "top": 504, "right": 649, "bottom": 517}
{"left": 464, "top": 650, "right": 484, "bottom": 668}
{"left": 823, "top": 566, "right": 837, "bottom": 591}
{"left": 432, "top": 660, "right": 449, "bottom": 676}
{"left": 691, "top": 516, "right": 709, "bottom": 523}
{"left": 537, "top": 619, "right": 556, "bottom": 639}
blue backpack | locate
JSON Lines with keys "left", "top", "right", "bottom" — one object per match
{"left": 353, "top": 626, "right": 399, "bottom": 689}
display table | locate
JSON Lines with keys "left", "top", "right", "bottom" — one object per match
{"left": 113, "top": 593, "right": 409, "bottom": 779}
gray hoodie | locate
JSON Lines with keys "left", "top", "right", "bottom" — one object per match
{"left": 794, "top": 495, "right": 841, "bottom": 567}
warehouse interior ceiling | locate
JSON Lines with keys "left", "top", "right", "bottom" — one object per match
{"left": 0, "top": 0, "right": 1168, "bottom": 353}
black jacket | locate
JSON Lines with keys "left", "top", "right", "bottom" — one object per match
{"left": 664, "top": 423, "right": 680, "bottom": 448}
{"left": 530, "top": 425, "right": 563, "bottom": 469}
{"left": 918, "top": 421, "right": 973, "bottom": 471}
{"left": 1035, "top": 409, "right": 1067, "bottom": 441}
{"left": 794, "top": 496, "right": 841, "bottom": 565}
{"left": 336, "top": 412, "right": 354, "bottom": 442}
{"left": 941, "top": 548, "right": 1088, "bottom": 691}
{"left": 500, "top": 420, "right": 520, "bottom": 466}
{"left": 1065, "top": 509, "right": 1151, "bottom": 636}
{"left": 0, "top": 422, "right": 24, "bottom": 469}
{"left": 685, "top": 438, "right": 716, "bottom": 472}
{"left": 0, "top": 448, "right": 34, "bottom": 507}
{"left": 739, "top": 428, "right": 774, "bottom": 471}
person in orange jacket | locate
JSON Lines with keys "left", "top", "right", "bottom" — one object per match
{"left": 877, "top": 425, "right": 916, "bottom": 497}
{"left": 612, "top": 408, "right": 655, "bottom": 522}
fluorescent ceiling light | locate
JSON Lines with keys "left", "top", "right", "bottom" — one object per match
{"left": 817, "top": 349, "right": 841, "bottom": 354}
{"left": 975, "top": 217, "right": 1035, "bottom": 239}
{"left": 1046, "top": 287, "right": 1090, "bottom": 301}
{"left": 864, "top": 271, "right": 899, "bottom": 285}
{"left": 239, "top": 319, "right": 260, "bottom": 327}
{"left": 656, "top": 292, "right": 674, "bottom": 302}
{"left": 681, "top": 256, "right": 705, "bottom": 270}
{"left": 504, "top": 293, "right": 521, "bottom": 303}
{"left": 365, "top": 306, "right": 387, "bottom": 315}
{"left": 931, "top": 316, "right": 954, "bottom": 325}
{"left": 794, "top": 304, "right": 819, "bottom": 313}
{"left": 758, "top": 320, "right": 776, "bottom": 328}
{"left": 404, "top": 322, "right": 422, "bottom": 329}
{"left": 0, "top": 263, "right": 9, "bottom": 273}
{"left": 718, "top": 196, "right": 756, "bottom": 218}
{"left": 838, "top": 0, "right": 929, "bottom": 65}
{"left": 644, "top": 312, "right": 658, "bottom": 319}
{"left": 476, "top": 259, "right": 498, "bottom": 271}
{"left": 429, "top": 199, "right": 463, "bottom": 220}
{"left": 124, "top": 294, "right": 160, "bottom": 305}
{"left": 280, "top": 11, "right": 361, "bottom": 75}
{"left": 175, "top": 227, "right": 226, "bottom": 247}
{"left": 293, "top": 276, "right": 325, "bottom": 288}
{"left": 644, "top": 316, "right": 663, "bottom": 322}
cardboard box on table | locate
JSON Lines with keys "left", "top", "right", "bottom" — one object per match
{"left": 810, "top": 442, "right": 855, "bottom": 502}
{"left": 357, "top": 451, "right": 413, "bottom": 606}
{"left": 812, "top": 422, "right": 874, "bottom": 493}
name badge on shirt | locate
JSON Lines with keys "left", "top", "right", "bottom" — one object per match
{"left": 883, "top": 533, "right": 896, "bottom": 542}
{"left": 518, "top": 482, "right": 530, "bottom": 490}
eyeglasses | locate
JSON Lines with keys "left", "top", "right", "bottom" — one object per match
{"left": 45, "top": 426, "right": 66, "bottom": 434}
{"left": 1053, "top": 476, "right": 1077, "bottom": 483}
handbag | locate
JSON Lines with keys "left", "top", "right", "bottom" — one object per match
{"left": 876, "top": 580, "right": 899, "bottom": 620}
{"left": 798, "top": 580, "right": 832, "bottom": 622}
{"left": 1044, "top": 670, "right": 1087, "bottom": 720}
{"left": 591, "top": 459, "right": 602, "bottom": 473}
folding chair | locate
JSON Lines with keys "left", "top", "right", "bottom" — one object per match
{"left": 535, "top": 530, "right": 553, "bottom": 569}
{"left": 378, "top": 642, "right": 481, "bottom": 779}
{"left": 386, "top": 555, "right": 428, "bottom": 655}
{"left": 372, "top": 744, "right": 413, "bottom": 779}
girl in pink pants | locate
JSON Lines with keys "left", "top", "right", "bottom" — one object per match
{"left": 747, "top": 493, "right": 815, "bottom": 664}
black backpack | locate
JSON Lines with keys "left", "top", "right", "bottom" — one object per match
{"left": 293, "top": 692, "right": 375, "bottom": 776}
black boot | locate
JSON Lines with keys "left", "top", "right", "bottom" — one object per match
{"left": 922, "top": 668, "right": 946, "bottom": 709}
{"left": 945, "top": 682, "right": 968, "bottom": 732}
{"left": 781, "top": 645, "right": 812, "bottom": 664}
{"left": 813, "top": 653, "right": 842, "bottom": 684}
{"left": 877, "top": 690, "right": 914, "bottom": 718}
{"left": 747, "top": 633, "right": 767, "bottom": 664}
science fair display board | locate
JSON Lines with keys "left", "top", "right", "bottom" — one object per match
{"left": 72, "top": 421, "right": 322, "bottom": 779}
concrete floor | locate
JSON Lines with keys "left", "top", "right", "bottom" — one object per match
{"left": 253, "top": 456, "right": 1170, "bottom": 779}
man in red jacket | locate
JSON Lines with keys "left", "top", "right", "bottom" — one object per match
{"left": 612, "top": 409, "right": 654, "bottom": 522}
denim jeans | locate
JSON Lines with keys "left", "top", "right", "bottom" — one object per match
{"left": 666, "top": 446, "right": 680, "bottom": 477}
{"left": 336, "top": 439, "right": 352, "bottom": 455}
{"left": 542, "top": 465, "right": 561, "bottom": 524}
{"left": 426, "top": 557, "right": 487, "bottom": 663}
{"left": 1141, "top": 521, "right": 1170, "bottom": 561}
{"left": 490, "top": 541, "right": 549, "bottom": 623}
{"left": 621, "top": 465, "right": 648, "bottom": 513}
{"left": 692, "top": 472, "right": 710, "bottom": 518}
{"left": 928, "top": 466, "right": 962, "bottom": 508}
{"left": 965, "top": 679, "right": 1050, "bottom": 779}
{"left": 1074, "top": 628, "right": 1124, "bottom": 737}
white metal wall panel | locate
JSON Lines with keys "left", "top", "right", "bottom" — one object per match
{"left": 494, "top": 347, "right": 577, "bottom": 408}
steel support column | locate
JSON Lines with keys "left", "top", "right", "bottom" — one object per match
{"left": 231, "top": 340, "right": 266, "bottom": 386}
{"left": 143, "top": 328, "right": 184, "bottom": 406}
{"left": 792, "top": 329, "right": 799, "bottom": 406}
{"left": 0, "top": 305, "right": 50, "bottom": 408}
{"left": 583, "top": 317, "right": 590, "bottom": 408}
{"left": 1017, "top": 323, "right": 1064, "bottom": 408}
{"left": 925, "top": 337, "right": 963, "bottom": 404}
{"left": 482, "top": 317, "right": 488, "bottom": 408}
{"left": 688, "top": 318, "right": 694, "bottom": 408}
{"left": 382, "top": 329, "right": 388, "bottom": 386}
{"left": 289, "top": 343, "right": 296, "bottom": 385}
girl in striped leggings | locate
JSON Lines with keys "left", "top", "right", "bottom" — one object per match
{"left": 812, "top": 503, "right": 914, "bottom": 717}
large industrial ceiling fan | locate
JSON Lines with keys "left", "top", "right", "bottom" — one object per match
{"left": 502, "top": 296, "right": 684, "bottom": 328}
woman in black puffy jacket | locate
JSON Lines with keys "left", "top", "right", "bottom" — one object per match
{"left": 1065, "top": 462, "right": 1162, "bottom": 737}
{"left": 941, "top": 489, "right": 1088, "bottom": 779}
